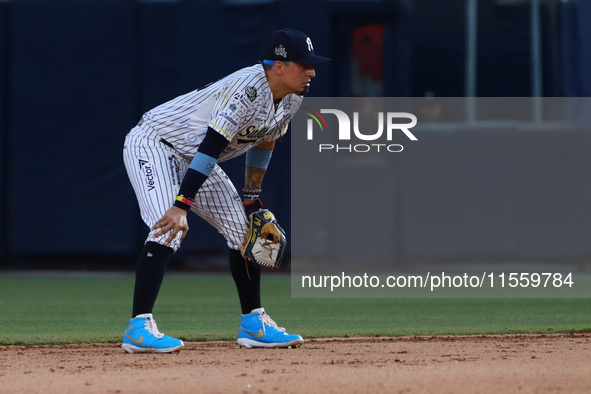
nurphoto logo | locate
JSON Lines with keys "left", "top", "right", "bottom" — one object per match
{"left": 304, "top": 108, "right": 418, "bottom": 153}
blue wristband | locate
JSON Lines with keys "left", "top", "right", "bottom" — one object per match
{"left": 190, "top": 152, "right": 217, "bottom": 176}
{"left": 246, "top": 148, "right": 273, "bottom": 169}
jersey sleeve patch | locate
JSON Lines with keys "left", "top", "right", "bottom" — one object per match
{"left": 245, "top": 86, "right": 257, "bottom": 102}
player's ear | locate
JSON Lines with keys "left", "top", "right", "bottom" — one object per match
{"left": 274, "top": 61, "right": 284, "bottom": 75}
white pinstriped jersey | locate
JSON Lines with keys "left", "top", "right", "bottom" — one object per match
{"left": 140, "top": 64, "right": 303, "bottom": 161}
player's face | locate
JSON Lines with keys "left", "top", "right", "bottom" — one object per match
{"left": 283, "top": 62, "right": 316, "bottom": 95}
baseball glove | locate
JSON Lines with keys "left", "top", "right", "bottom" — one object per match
{"left": 241, "top": 209, "right": 287, "bottom": 269}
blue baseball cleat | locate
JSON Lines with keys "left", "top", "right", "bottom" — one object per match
{"left": 122, "top": 313, "right": 184, "bottom": 353}
{"left": 237, "top": 308, "right": 304, "bottom": 348}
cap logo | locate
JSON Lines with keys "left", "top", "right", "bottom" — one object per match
{"left": 274, "top": 45, "right": 287, "bottom": 58}
{"left": 306, "top": 37, "right": 313, "bottom": 51}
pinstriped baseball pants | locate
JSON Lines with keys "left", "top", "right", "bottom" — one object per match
{"left": 123, "top": 125, "right": 248, "bottom": 251}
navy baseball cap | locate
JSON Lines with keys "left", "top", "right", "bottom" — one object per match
{"left": 262, "top": 28, "right": 330, "bottom": 65}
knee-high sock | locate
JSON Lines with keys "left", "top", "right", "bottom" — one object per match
{"left": 229, "top": 249, "right": 261, "bottom": 314}
{"left": 131, "top": 241, "right": 173, "bottom": 318}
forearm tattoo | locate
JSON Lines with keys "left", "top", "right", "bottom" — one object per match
{"left": 244, "top": 166, "right": 267, "bottom": 202}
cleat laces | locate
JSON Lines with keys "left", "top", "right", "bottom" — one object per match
{"left": 260, "top": 312, "right": 286, "bottom": 333}
{"left": 144, "top": 317, "right": 164, "bottom": 339}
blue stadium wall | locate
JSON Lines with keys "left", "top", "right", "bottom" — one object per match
{"left": 0, "top": 0, "right": 590, "bottom": 268}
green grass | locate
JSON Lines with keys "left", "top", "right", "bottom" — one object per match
{"left": 0, "top": 272, "right": 589, "bottom": 345}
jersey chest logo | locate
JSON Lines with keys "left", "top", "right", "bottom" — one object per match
{"left": 237, "top": 125, "right": 271, "bottom": 142}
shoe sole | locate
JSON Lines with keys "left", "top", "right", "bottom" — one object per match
{"left": 237, "top": 338, "right": 304, "bottom": 349}
{"left": 122, "top": 343, "right": 185, "bottom": 353}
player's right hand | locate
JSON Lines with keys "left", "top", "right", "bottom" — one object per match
{"left": 151, "top": 206, "right": 189, "bottom": 246}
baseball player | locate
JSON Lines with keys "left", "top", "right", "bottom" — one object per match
{"left": 121, "top": 28, "right": 329, "bottom": 352}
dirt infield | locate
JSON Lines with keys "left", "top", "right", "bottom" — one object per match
{"left": 1, "top": 334, "right": 590, "bottom": 393}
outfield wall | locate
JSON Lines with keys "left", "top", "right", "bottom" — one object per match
{"left": 0, "top": 0, "right": 401, "bottom": 267}
{"left": 1, "top": 0, "right": 590, "bottom": 268}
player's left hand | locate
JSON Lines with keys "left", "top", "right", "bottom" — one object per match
{"left": 241, "top": 209, "right": 287, "bottom": 269}
{"left": 244, "top": 198, "right": 263, "bottom": 215}
{"left": 151, "top": 206, "right": 189, "bottom": 246}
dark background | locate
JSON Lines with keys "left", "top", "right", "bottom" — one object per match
{"left": 1, "top": 0, "right": 590, "bottom": 270}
